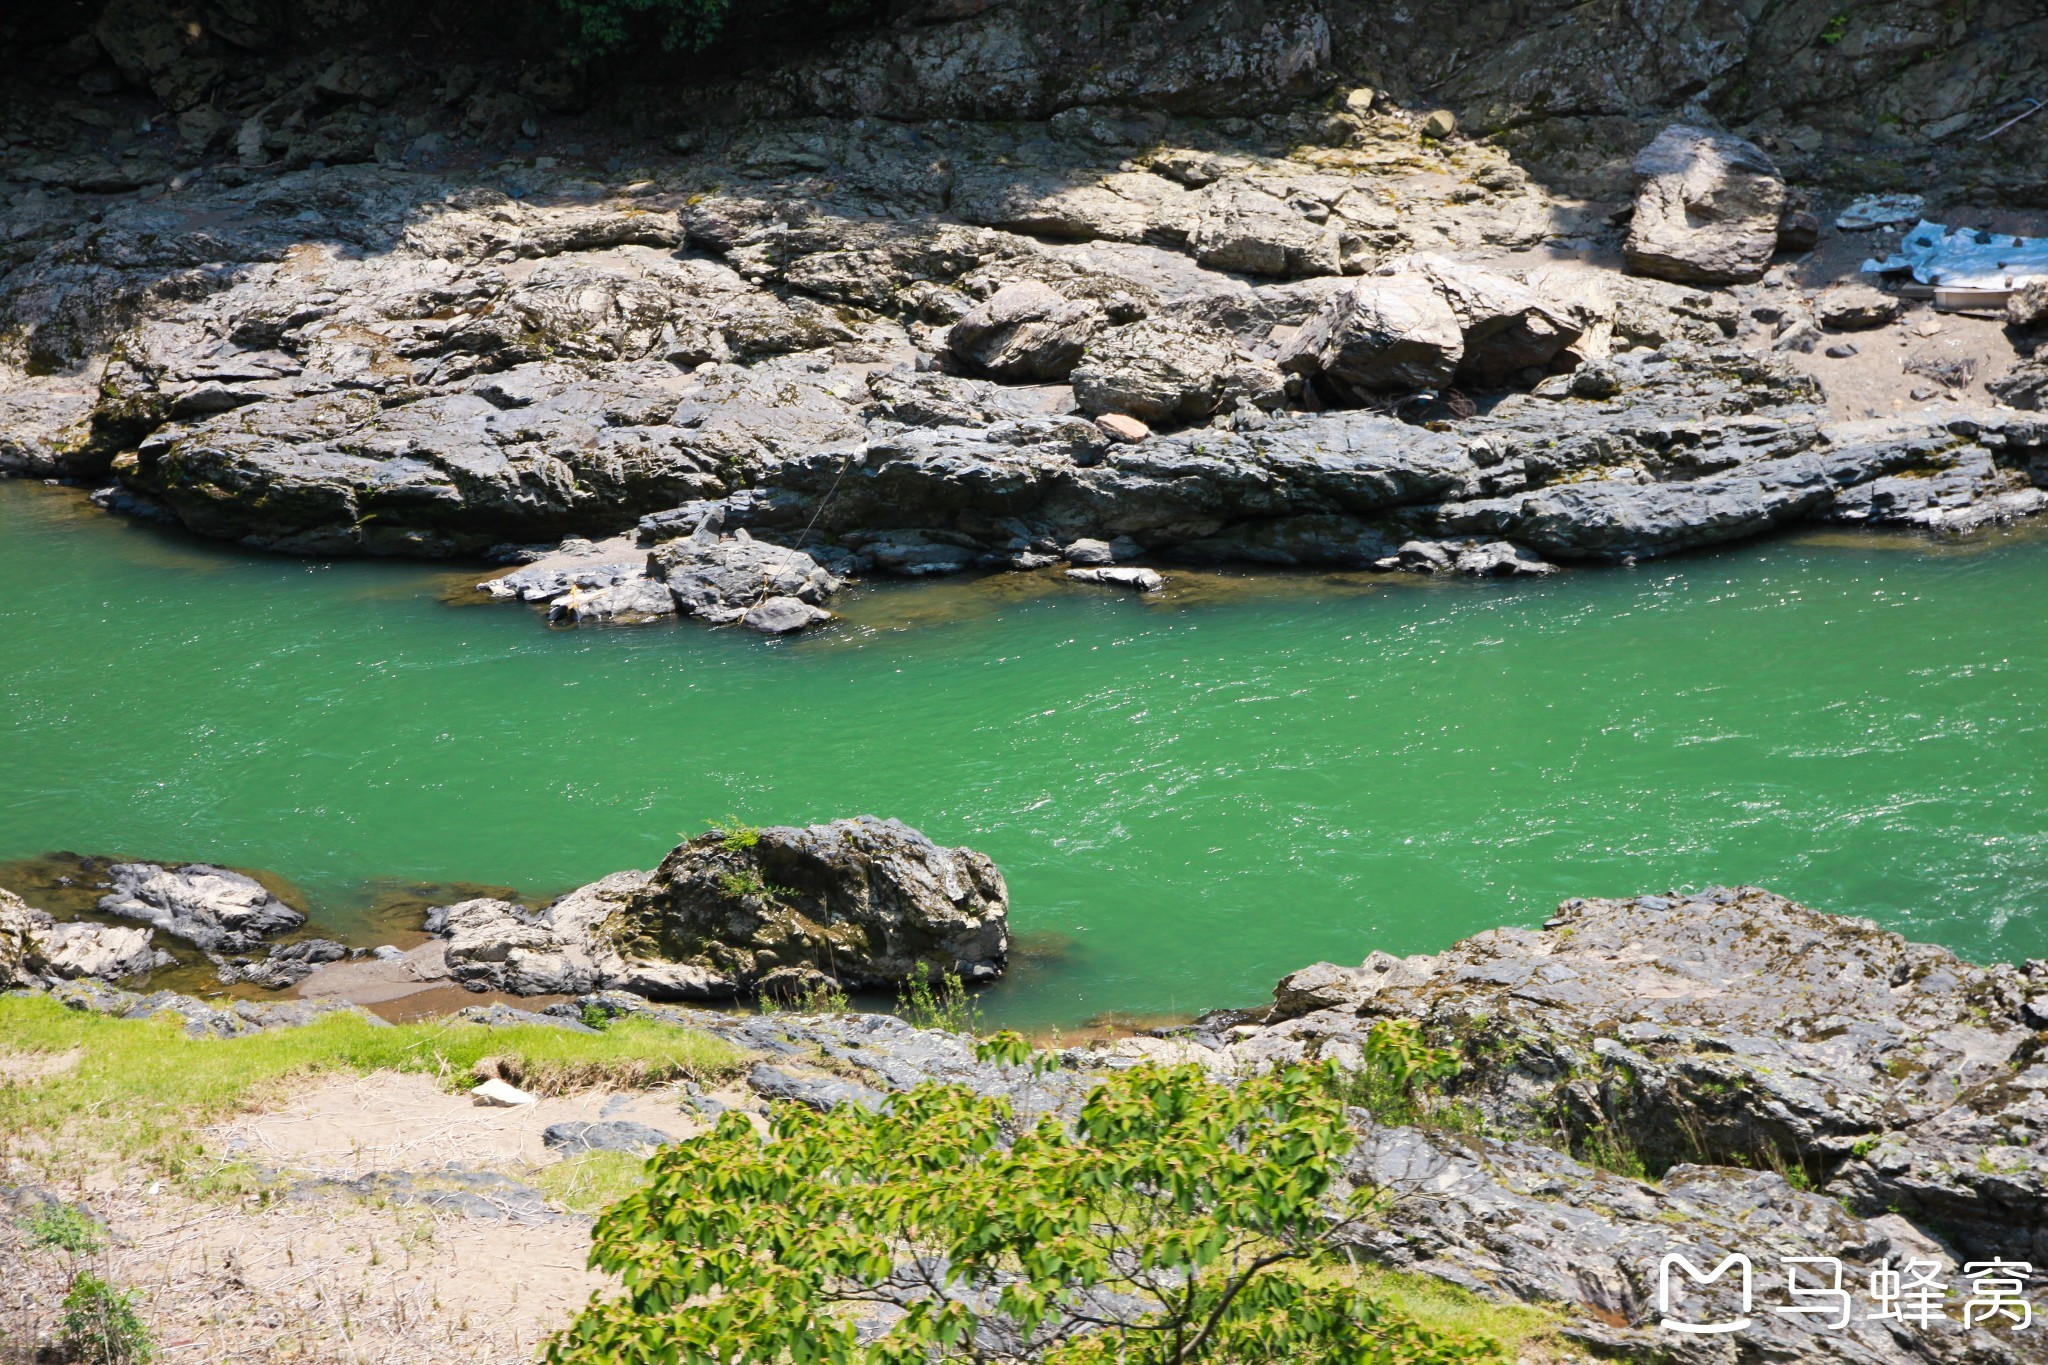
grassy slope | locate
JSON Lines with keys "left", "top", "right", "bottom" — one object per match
{"left": 0, "top": 994, "right": 748, "bottom": 1176}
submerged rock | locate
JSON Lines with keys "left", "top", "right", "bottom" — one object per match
{"left": 223, "top": 938, "right": 351, "bottom": 989}
{"left": 96, "top": 863, "right": 305, "bottom": 954}
{"left": 434, "top": 817, "right": 1007, "bottom": 1000}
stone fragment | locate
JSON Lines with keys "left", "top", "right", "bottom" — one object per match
{"left": 1816, "top": 284, "right": 1900, "bottom": 330}
{"left": 1095, "top": 413, "right": 1151, "bottom": 443}
{"left": 947, "top": 281, "right": 1102, "bottom": 380}
{"left": 742, "top": 595, "right": 833, "bottom": 634}
{"left": 1065, "top": 566, "right": 1164, "bottom": 592}
{"left": 1624, "top": 126, "right": 1787, "bottom": 285}
{"left": 1063, "top": 538, "right": 1116, "bottom": 565}
{"left": 2008, "top": 279, "right": 2048, "bottom": 330}
{"left": 1419, "top": 109, "right": 1457, "bottom": 139}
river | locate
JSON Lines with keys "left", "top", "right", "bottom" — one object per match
{"left": 3, "top": 480, "right": 2044, "bottom": 1027}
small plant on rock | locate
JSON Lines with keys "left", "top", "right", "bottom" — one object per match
{"left": 1335, "top": 1019, "right": 1463, "bottom": 1127}
{"left": 20, "top": 1201, "right": 154, "bottom": 1365}
{"left": 60, "top": 1273, "right": 153, "bottom": 1365}
{"left": 898, "top": 971, "right": 984, "bottom": 1034}
{"left": 712, "top": 815, "right": 761, "bottom": 852}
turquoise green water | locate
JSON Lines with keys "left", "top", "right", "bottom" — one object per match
{"left": 2, "top": 479, "right": 2045, "bottom": 1026}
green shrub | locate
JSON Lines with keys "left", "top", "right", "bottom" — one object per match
{"left": 897, "top": 971, "right": 983, "bottom": 1034}
{"left": 1330, "top": 1019, "right": 1462, "bottom": 1127}
{"left": 23, "top": 1201, "right": 108, "bottom": 1256}
{"left": 60, "top": 1272, "right": 153, "bottom": 1365}
{"left": 544, "top": 1057, "right": 1498, "bottom": 1365}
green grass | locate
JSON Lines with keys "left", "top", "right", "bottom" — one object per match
{"left": 1355, "top": 1267, "right": 1559, "bottom": 1359}
{"left": 0, "top": 994, "right": 748, "bottom": 1177}
{"left": 533, "top": 1151, "right": 655, "bottom": 1214}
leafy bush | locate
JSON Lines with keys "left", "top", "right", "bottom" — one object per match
{"left": 1333, "top": 1019, "right": 1463, "bottom": 1127}
{"left": 23, "top": 1202, "right": 107, "bottom": 1256}
{"left": 60, "top": 1273, "right": 153, "bottom": 1365}
{"left": 544, "top": 1054, "right": 1498, "bottom": 1365}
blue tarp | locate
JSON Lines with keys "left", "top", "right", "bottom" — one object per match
{"left": 1863, "top": 221, "right": 2048, "bottom": 291}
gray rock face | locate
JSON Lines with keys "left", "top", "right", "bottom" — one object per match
{"left": 1346, "top": 1127, "right": 2024, "bottom": 1364}
{"left": 541, "top": 1120, "right": 674, "bottom": 1155}
{"left": 1219, "top": 886, "right": 2048, "bottom": 1268}
{"left": 650, "top": 530, "right": 841, "bottom": 628}
{"left": 97, "top": 863, "right": 305, "bottom": 953}
{"left": 434, "top": 817, "right": 1008, "bottom": 999}
{"left": 1279, "top": 255, "right": 1580, "bottom": 397}
{"left": 1991, "top": 356, "right": 2048, "bottom": 411}
{"left": 948, "top": 281, "right": 1102, "bottom": 381}
{"left": 0, "top": 888, "right": 166, "bottom": 984}
{"left": 1623, "top": 126, "right": 1786, "bottom": 286}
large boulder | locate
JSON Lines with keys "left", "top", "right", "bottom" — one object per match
{"left": 648, "top": 528, "right": 842, "bottom": 628}
{"left": 1403, "top": 255, "right": 1582, "bottom": 384}
{"left": 1071, "top": 320, "right": 1281, "bottom": 425}
{"left": 1278, "top": 255, "right": 1580, "bottom": 396}
{"left": 623, "top": 817, "right": 1010, "bottom": 991}
{"left": 433, "top": 818, "right": 1009, "bottom": 999}
{"left": 97, "top": 863, "right": 305, "bottom": 953}
{"left": 1, "top": 887, "right": 166, "bottom": 985}
{"left": 1623, "top": 126, "right": 1787, "bottom": 286}
{"left": 1278, "top": 272, "right": 1464, "bottom": 395}
{"left": 1188, "top": 185, "right": 1342, "bottom": 279}
{"left": 946, "top": 281, "right": 1103, "bottom": 381}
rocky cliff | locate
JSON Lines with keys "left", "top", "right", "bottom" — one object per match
{"left": 4, "top": 1, "right": 2046, "bottom": 622}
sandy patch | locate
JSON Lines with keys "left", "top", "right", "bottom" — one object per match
{"left": 0, "top": 1048, "right": 81, "bottom": 1083}
{"left": 3, "top": 1176, "right": 606, "bottom": 1364}
{"left": 209, "top": 1072, "right": 708, "bottom": 1179}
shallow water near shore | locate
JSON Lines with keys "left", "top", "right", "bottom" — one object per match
{"left": 3, "top": 478, "right": 2045, "bottom": 1028}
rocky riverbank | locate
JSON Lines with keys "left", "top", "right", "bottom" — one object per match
{"left": 5, "top": 2, "right": 2048, "bottom": 638}
{"left": 7, "top": 881, "right": 2044, "bottom": 1362}
{"left": 0, "top": 817, "right": 1013, "bottom": 1006}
